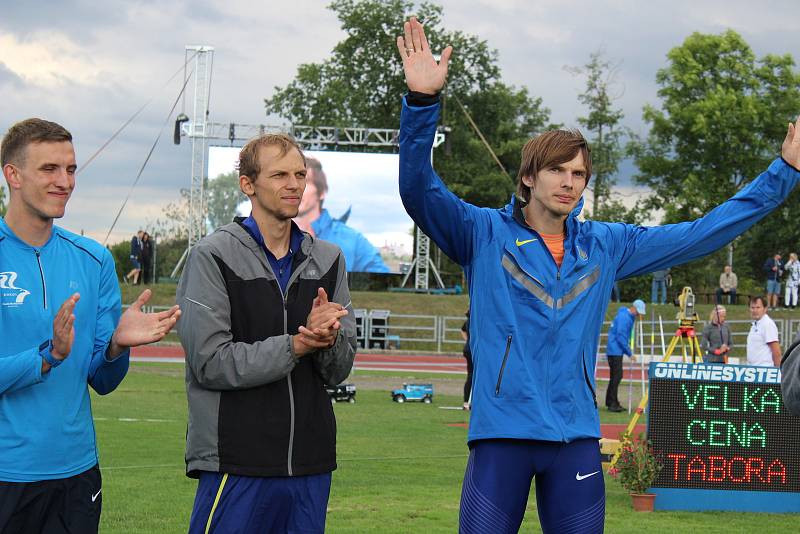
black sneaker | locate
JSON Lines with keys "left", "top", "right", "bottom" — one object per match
{"left": 607, "top": 406, "right": 624, "bottom": 413}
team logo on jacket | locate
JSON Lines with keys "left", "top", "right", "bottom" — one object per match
{"left": 577, "top": 246, "right": 588, "bottom": 261}
{"left": 0, "top": 271, "right": 31, "bottom": 307}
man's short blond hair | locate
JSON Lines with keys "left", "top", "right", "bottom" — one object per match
{"left": 237, "top": 133, "right": 304, "bottom": 181}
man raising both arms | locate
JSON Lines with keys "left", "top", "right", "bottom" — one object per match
{"left": 0, "top": 118, "right": 181, "bottom": 532}
{"left": 396, "top": 17, "right": 800, "bottom": 534}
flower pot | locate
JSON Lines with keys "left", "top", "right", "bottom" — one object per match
{"left": 630, "top": 492, "right": 655, "bottom": 512}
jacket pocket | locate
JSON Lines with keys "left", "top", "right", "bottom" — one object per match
{"left": 495, "top": 335, "right": 513, "bottom": 396}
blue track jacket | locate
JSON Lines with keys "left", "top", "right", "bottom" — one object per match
{"left": 399, "top": 98, "right": 800, "bottom": 443}
{"left": 606, "top": 307, "right": 635, "bottom": 357}
{"left": 312, "top": 209, "right": 390, "bottom": 273}
{"left": 0, "top": 219, "right": 129, "bottom": 482}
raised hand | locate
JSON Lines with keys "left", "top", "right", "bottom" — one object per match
{"left": 396, "top": 16, "right": 453, "bottom": 94}
{"left": 293, "top": 288, "right": 349, "bottom": 357}
{"left": 108, "top": 289, "right": 181, "bottom": 358}
{"left": 782, "top": 115, "right": 800, "bottom": 169}
{"left": 52, "top": 293, "right": 80, "bottom": 361}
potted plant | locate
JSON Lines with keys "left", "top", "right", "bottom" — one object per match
{"left": 609, "top": 432, "right": 663, "bottom": 512}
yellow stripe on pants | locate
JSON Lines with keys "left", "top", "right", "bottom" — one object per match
{"left": 204, "top": 473, "right": 229, "bottom": 534}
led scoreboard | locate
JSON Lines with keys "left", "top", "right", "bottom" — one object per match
{"left": 648, "top": 362, "right": 800, "bottom": 512}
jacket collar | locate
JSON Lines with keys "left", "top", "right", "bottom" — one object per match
{"left": 0, "top": 217, "right": 59, "bottom": 250}
{"left": 506, "top": 194, "right": 584, "bottom": 238}
{"left": 231, "top": 216, "right": 313, "bottom": 258}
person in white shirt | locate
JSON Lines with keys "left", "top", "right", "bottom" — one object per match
{"left": 746, "top": 296, "right": 781, "bottom": 367}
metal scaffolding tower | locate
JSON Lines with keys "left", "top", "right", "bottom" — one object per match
{"left": 186, "top": 45, "right": 214, "bottom": 250}
{"left": 171, "top": 46, "right": 214, "bottom": 278}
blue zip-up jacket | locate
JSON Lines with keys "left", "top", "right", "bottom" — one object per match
{"left": 606, "top": 307, "right": 635, "bottom": 357}
{"left": 399, "top": 98, "right": 800, "bottom": 443}
{"left": 312, "top": 209, "right": 390, "bottom": 273}
{"left": 0, "top": 219, "right": 129, "bottom": 482}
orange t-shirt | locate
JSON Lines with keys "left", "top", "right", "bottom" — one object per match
{"left": 540, "top": 232, "right": 565, "bottom": 268}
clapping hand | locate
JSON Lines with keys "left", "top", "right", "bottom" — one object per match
{"left": 108, "top": 289, "right": 181, "bottom": 358}
{"left": 294, "top": 288, "right": 349, "bottom": 357}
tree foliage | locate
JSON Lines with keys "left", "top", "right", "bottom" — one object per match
{"left": 266, "top": 0, "right": 499, "bottom": 129}
{"left": 207, "top": 171, "right": 246, "bottom": 230}
{"left": 630, "top": 29, "right": 800, "bottom": 289}
{"left": 573, "top": 50, "right": 627, "bottom": 219}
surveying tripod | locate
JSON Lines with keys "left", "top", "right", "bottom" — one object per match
{"left": 608, "top": 287, "right": 704, "bottom": 469}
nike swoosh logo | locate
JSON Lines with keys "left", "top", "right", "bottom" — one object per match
{"left": 576, "top": 471, "right": 599, "bottom": 481}
{"left": 91, "top": 489, "right": 102, "bottom": 502}
{"left": 515, "top": 238, "right": 538, "bottom": 247}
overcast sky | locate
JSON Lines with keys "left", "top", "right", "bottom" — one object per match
{"left": 0, "top": 0, "right": 797, "bottom": 244}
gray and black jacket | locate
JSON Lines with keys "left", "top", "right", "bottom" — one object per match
{"left": 177, "top": 220, "right": 357, "bottom": 478}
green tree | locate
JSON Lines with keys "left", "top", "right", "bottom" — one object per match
{"left": 266, "top": 0, "right": 499, "bottom": 129}
{"left": 207, "top": 171, "right": 246, "bottom": 230}
{"left": 572, "top": 51, "right": 626, "bottom": 219}
{"left": 630, "top": 30, "right": 800, "bottom": 291}
{"left": 0, "top": 184, "right": 6, "bottom": 217}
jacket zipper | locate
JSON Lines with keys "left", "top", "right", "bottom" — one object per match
{"left": 35, "top": 250, "right": 48, "bottom": 310}
{"left": 582, "top": 351, "right": 597, "bottom": 408}
{"left": 495, "top": 335, "right": 513, "bottom": 395}
{"left": 280, "top": 252, "right": 312, "bottom": 478}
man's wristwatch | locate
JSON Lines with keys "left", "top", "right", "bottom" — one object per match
{"left": 39, "top": 339, "right": 62, "bottom": 368}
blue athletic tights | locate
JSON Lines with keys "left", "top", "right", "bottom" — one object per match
{"left": 459, "top": 438, "right": 605, "bottom": 534}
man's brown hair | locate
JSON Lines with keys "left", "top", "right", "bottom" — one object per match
{"left": 750, "top": 295, "right": 768, "bottom": 308}
{"left": 1, "top": 118, "right": 73, "bottom": 167}
{"left": 237, "top": 133, "right": 304, "bottom": 182}
{"left": 516, "top": 129, "right": 592, "bottom": 202}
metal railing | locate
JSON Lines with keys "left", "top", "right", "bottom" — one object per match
{"left": 131, "top": 304, "right": 798, "bottom": 357}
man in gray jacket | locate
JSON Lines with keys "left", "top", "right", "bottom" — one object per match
{"left": 177, "top": 133, "right": 357, "bottom": 533}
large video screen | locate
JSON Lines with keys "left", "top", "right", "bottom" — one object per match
{"left": 207, "top": 146, "right": 413, "bottom": 274}
{"left": 647, "top": 362, "right": 800, "bottom": 512}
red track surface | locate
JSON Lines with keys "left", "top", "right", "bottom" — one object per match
{"left": 131, "top": 346, "right": 649, "bottom": 380}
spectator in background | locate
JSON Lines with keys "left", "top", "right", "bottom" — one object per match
{"left": 605, "top": 300, "right": 645, "bottom": 412}
{"left": 701, "top": 305, "right": 731, "bottom": 363}
{"left": 716, "top": 264, "right": 738, "bottom": 305}
{"left": 124, "top": 230, "right": 143, "bottom": 285}
{"left": 294, "top": 157, "right": 390, "bottom": 273}
{"left": 747, "top": 296, "right": 781, "bottom": 367}
{"left": 460, "top": 310, "right": 473, "bottom": 411}
{"left": 764, "top": 253, "right": 783, "bottom": 310}
{"left": 784, "top": 252, "right": 800, "bottom": 309}
{"left": 140, "top": 232, "right": 153, "bottom": 285}
{"left": 650, "top": 268, "right": 669, "bottom": 305}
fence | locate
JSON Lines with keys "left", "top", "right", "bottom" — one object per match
{"left": 135, "top": 304, "right": 799, "bottom": 358}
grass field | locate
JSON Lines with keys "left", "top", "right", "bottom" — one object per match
{"left": 93, "top": 362, "right": 798, "bottom": 533}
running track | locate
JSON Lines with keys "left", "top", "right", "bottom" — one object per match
{"left": 132, "top": 346, "right": 648, "bottom": 380}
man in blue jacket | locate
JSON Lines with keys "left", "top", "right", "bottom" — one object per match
{"left": 0, "top": 118, "right": 181, "bottom": 532}
{"left": 396, "top": 17, "right": 800, "bottom": 534}
{"left": 295, "top": 157, "right": 390, "bottom": 273}
{"left": 605, "top": 300, "right": 645, "bottom": 412}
